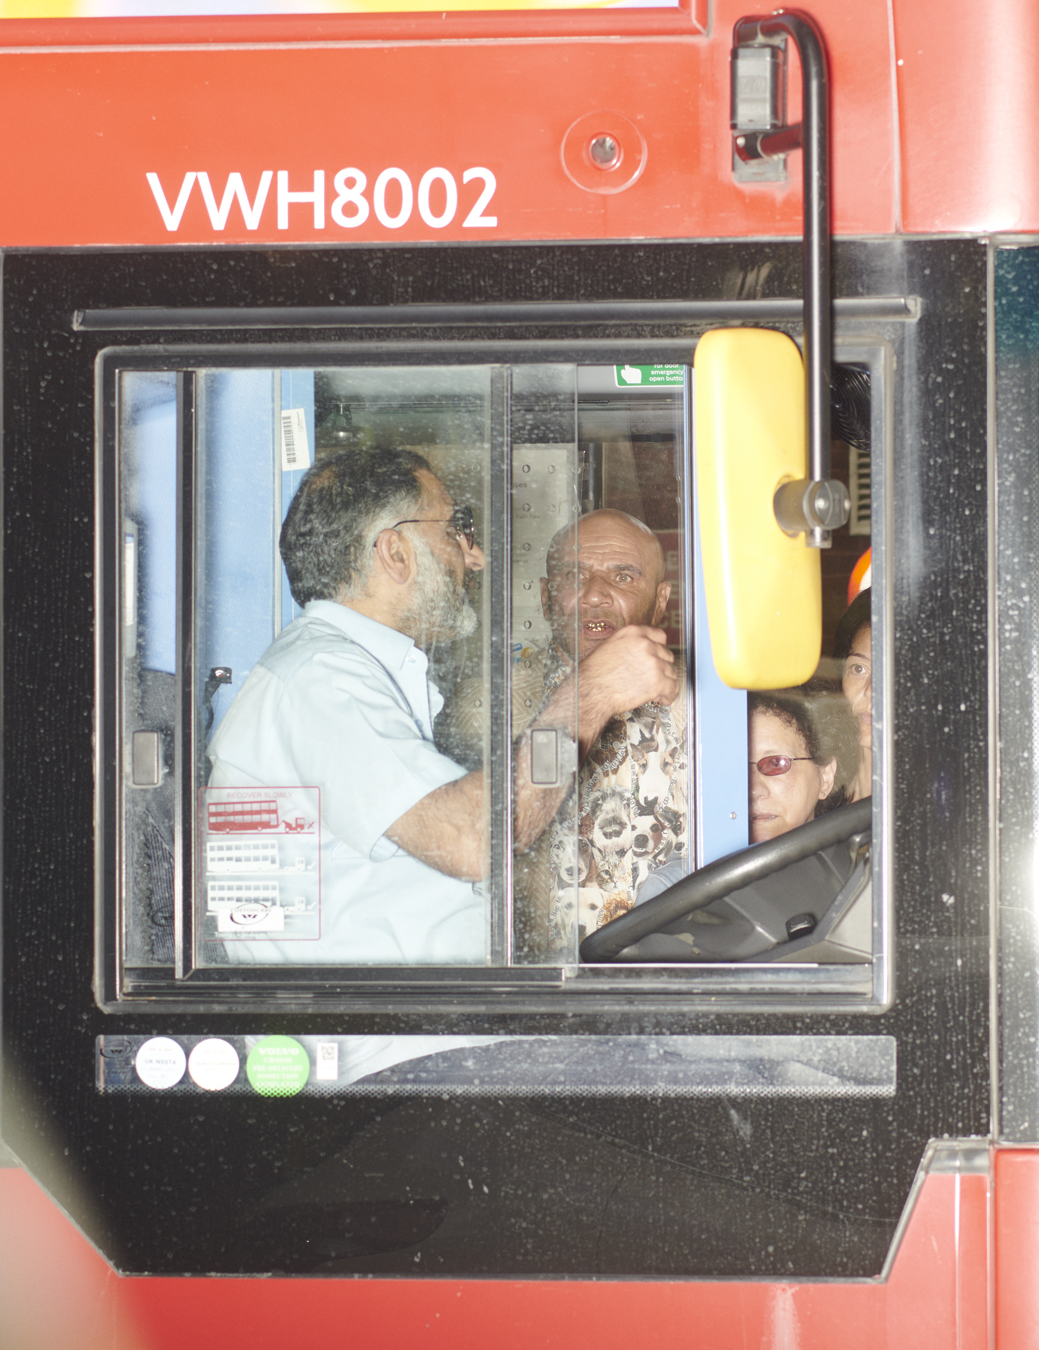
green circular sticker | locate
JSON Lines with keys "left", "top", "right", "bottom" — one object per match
{"left": 246, "top": 1036, "right": 310, "bottom": 1098}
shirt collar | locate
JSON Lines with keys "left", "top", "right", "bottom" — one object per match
{"left": 304, "top": 599, "right": 424, "bottom": 676}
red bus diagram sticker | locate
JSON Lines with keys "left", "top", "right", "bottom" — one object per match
{"left": 200, "top": 786, "right": 320, "bottom": 943}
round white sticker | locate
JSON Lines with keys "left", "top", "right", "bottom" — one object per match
{"left": 187, "top": 1038, "right": 240, "bottom": 1092}
{"left": 135, "top": 1037, "right": 187, "bottom": 1091}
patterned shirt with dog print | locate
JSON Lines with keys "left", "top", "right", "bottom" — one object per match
{"left": 539, "top": 648, "right": 688, "bottom": 954}
{"left": 435, "top": 644, "right": 689, "bottom": 960}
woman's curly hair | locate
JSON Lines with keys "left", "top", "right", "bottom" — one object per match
{"left": 748, "top": 679, "right": 860, "bottom": 816}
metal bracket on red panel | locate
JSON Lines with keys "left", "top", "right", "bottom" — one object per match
{"left": 731, "top": 11, "right": 850, "bottom": 548}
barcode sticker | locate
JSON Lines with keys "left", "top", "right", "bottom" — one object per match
{"left": 281, "top": 408, "right": 311, "bottom": 473}
{"left": 849, "top": 445, "right": 871, "bottom": 536}
{"left": 315, "top": 1042, "right": 338, "bottom": 1081}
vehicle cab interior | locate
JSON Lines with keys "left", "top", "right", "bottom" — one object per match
{"left": 111, "top": 331, "right": 881, "bottom": 1005}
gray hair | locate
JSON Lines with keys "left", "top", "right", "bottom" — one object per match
{"left": 280, "top": 446, "right": 430, "bottom": 606}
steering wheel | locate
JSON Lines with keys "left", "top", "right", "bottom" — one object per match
{"left": 578, "top": 797, "right": 872, "bottom": 963}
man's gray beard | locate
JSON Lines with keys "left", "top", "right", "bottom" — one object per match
{"left": 407, "top": 538, "right": 479, "bottom": 645}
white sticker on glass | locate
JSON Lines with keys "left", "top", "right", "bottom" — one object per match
{"left": 280, "top": 408, "right": 311, "bottom": 472}
{"left": 187, "top": 1038, "right": 241, "bottom": 1092}
{"left": 135, "top": 1036, "right": 187, "bottom": 1090}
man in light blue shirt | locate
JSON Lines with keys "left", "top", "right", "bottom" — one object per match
{"left": 209, "top": 446, "right": 678, "bottom": 965}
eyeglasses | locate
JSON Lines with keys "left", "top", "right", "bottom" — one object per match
{"left": 385, "top": 503, "right": 476, "bottom": 550}
{"left": 749, "top": 755, "right": 814, "bottom": 777}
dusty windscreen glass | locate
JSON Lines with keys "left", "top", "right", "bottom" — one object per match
{"left": 113, "top": 352, "right": 875, "bottom": 993}
{"left": 119, "top": 367, "right": 504, "bottom": 967}
{"left": 119, "top": 369, "right": 179, "bottom": 968}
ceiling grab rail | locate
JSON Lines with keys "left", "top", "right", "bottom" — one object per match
{"left": 731, "top": 10, "right": 849, "bottom": 548}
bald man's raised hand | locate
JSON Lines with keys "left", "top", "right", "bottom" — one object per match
{"left": 579, "top": 624, "right": 679, "bottom": 726}
{"left": 386, "top": 623, "right": 679, "bottom": 876}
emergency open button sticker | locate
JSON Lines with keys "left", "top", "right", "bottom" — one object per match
{"left": 187, "top": 1038, "right": 240, "bottom": 1092}
{"left": 135, "top": 1037, "right": 187, "bottom": 1090}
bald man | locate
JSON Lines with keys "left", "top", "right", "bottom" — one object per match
{"left": 537, "top": 510, "right": 688, "bottom": 950}
{"left": 540, "top": 509, "right": 672, "bottom": 663}
{"left": 439, "top": 509, "right": 687, "bottom": 956}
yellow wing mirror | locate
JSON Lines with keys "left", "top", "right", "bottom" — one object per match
{"left": 694, "top": 327, "right": 823, "bottom": 690}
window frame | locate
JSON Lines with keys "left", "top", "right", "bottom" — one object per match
{"left": 96, "top": 331, "right": 891, "bottom": 1015}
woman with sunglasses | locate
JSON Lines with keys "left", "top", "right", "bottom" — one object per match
{"left": 747, "top": 684, "right": 858, "bottom": 844}
{"left": 637, "top": 680, "right": 859, "bottom": 904}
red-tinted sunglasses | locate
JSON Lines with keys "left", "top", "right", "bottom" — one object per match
{"left": 750, "top": 755, "right": 814, "bottom": 777}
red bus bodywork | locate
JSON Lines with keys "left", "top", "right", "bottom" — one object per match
{"left": 2, "top": 1, "right": 1037, "bottom": 1345}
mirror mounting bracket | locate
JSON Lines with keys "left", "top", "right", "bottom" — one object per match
{"left": 731, "top": 11, "right": 850, "bottom": 548}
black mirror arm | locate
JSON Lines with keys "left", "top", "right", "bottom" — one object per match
{"left": 733, "top": 11, "right": 849, "bottom": 547}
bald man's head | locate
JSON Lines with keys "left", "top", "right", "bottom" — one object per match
{"left": 541, "top": 509, "right": 671, "bottom": 661}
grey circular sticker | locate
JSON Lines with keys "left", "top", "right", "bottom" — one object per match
{"left": 135, "top": 1037, "right": 187, "bottom": 1090}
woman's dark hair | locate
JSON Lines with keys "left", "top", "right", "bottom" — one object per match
{"left": 748, "top": 679, "right": 860, "bottom": 816}
{"left": 833, "top": 586, "right": 871, "bottom": 669}
{"left": 280, "top": 446, "right": 430, "bottom": 607}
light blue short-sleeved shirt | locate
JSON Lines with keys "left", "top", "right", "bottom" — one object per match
{"left": 208, "top": 600, "right": 488, "bottom": 964}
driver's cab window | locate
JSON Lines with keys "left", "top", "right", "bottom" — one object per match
{"left": 112, "top": 344, "right": 877, "bottom": 996}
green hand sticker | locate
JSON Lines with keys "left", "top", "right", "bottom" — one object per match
{"left": 614, "top": 363, "right": 684, "bottom": 388}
